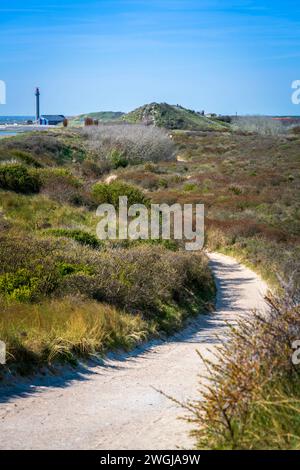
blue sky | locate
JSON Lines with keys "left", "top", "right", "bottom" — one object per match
{"left": 1, "top": 0, "right": 300, "bottom": 115}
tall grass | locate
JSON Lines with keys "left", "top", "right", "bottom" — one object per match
{"left": 0, "top": 191, "right": 96, "bottom": 231}
{"left": 187, "top": 291, "right": 300, "bottom": 449}
{"left": 0, "top": 297, "right": 151, "bottom": 375}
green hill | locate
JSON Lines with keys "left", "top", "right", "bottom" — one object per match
{"left": 70, "top": 111, "right": 124, "bottom": 126}
{"left": 122, "top": 103, "right": 229, "bottom": 131}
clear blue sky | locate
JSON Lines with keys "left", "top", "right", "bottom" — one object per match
{"left": 1, "top": 0, "right": 300, "bottom": 116}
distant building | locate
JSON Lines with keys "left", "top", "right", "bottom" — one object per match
{"left": 39, "top": 115, "right": 65, "bottom": 126}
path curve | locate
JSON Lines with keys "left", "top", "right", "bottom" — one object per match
{"left": 0, "top": 253, "right": 268, "bottom": 450}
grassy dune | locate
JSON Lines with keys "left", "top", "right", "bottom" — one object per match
{"left": 122, "top": 102, "right": 229, "bottom": 131}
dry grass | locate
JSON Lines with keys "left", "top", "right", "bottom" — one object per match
{"left": 186, "top": 291, "right": 300, "bottom": 449}
{"left": 0, "top": 297, "right": 150, "bottom": 375}
{"left": 82, "top": 124, "right": 176, "bottom": 165}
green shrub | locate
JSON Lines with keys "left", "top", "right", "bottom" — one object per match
{"left": 110, "top": 149, "right": 129, "bottom": 169}
{"left": 0, "top": 234, "right": 62, "bottom": 300}
{"left": 60, "top": 246, "right": 215, "bottom": 320}
{"left": 0, "top": 267, "right": 58, "bottom": 302}
{"left": 46, "top": 228, "right": 101, "bottom": 248}
{"left": 0, "top": 164, "right": 41, "bottom": 193}
{"left": 0, "top": 231, "right": 214, "bottom": 373}
{"left": 57, "top": 262, "right": 94, "bottom": 276}
{"left": 0, "top": 133, "right": 85, "bottom": 164}
{"left": 10, "top": 150, "right": 42, "bottom": 168}
{"left": 158, "top": 178, "right": 168, "bottom": 188}
{"left": 183, "top": 182, "right": 198, "bottom": 192}
{"left": 36, "top": 167, "right": 81, "bottom": 186}
{"left": 34, "top": 168, "right": 86, "bottom": 204}
{"left": 91, "top": 180, "right": 149, "bottom": 207}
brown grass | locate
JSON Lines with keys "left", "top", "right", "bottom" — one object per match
{"left": 186, "top": 291, "right": 300, "bottom": 449}
{"left": 0, "top": 297, "right": 150, "bottom": 375}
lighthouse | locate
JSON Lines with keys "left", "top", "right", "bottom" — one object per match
{"left": 35, "top": 87, "right": 40, "bottom": 123}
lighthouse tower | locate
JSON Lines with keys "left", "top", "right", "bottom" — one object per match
{"left": 35, "top": 87, "right": 40, "bottom": 123}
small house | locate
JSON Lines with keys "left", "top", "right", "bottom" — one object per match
{"left": 39, "top": 115, "right": 65, "bottom": 126}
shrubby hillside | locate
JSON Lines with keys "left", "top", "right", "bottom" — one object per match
{"left": 122, "top": 102, "right": 230, "bottom": 131}
{"left": 69, "top": 111, "right": 124, "bottom": 126}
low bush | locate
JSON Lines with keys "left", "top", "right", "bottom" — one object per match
{"left": 0, "top": 132, "right": 85, "bottom": 164}
{"left": 59, "top": 246, "right": 215, "bottom": 323}
{"left": 0, "top": 234, "right": 215, "bottom": 325}
{"left": 91, "top": 180, "right": 149, "bottom": 207}
{"left": 183, "top": 182, "right": 198, "bottom": 192}
{"left": 82, "top": 124, "right": 176, "bottom": 164}
{"left": 0, "top": 164, "right": 41, "bottom": 193}
{"left": 57, "top": 262, "right": 94, "bottom": 276}
{"left": 35, "top": 168, "right": 86, "bottom": 204}
{"left": 0, "top": 234, "right": 62, "bottom": 299}
{"left": 110, "top": 149, "right": 129, "bottom": 169}
{"left": 0, "top": 266, "right": 59, "bottom": 302}
{"left": 46, "top": 228, "right": 101, "bottom": 248}
{"left": 10, "top": 150, "right": 42, "bottom": 168}
{"left": 81, "top": 159, "right": 112, "bottom": 178}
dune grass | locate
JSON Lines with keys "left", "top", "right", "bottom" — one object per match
{"left": 0, "top": 297, "right": 151, "bottom": 375}
{"left": 187, "top": 293, "right": 300, "bottom": 450}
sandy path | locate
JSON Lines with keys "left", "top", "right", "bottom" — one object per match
{"left": 0, "top": 253, "right": 268, "bottom": 450}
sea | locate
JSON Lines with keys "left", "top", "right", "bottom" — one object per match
{"left": 0, "top": 116, "right": 35, "bottom": 137}
{"left": 0, "top": 116, "right": 34, "bottom": 125}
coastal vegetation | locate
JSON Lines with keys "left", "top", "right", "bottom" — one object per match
{"left": 122, "top": 102, "right": 229, "bottom": 131}
{"left": 0, "top": 121, "right": 215, "bottom": 376}
{"left": 0, "top": 106, "right": 299, "bottom": 450}
{"left": 188, "top": 291, "right": 300, "bottom": 449}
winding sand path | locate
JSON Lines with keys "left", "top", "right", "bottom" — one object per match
{"left": 0, "top": 253, "right": 268, "bottom": 450}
